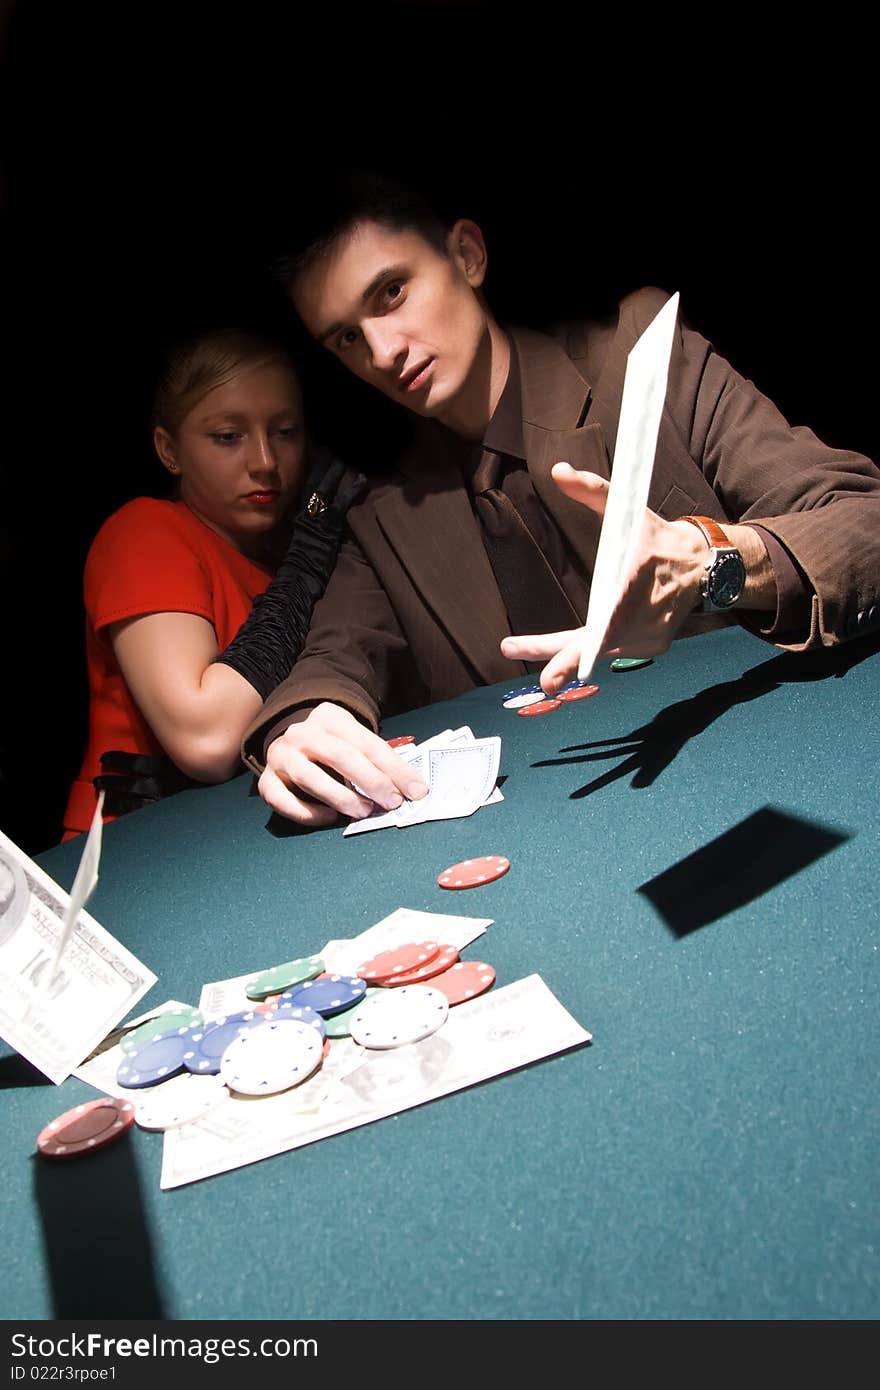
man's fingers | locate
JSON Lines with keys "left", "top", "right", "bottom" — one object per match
{"left": 539, "top": 638, "right": 586, "bottom": 693}
{"left": 500, "top": 628, "right": 583, "bottom": 663}
{"left": 257, "top": 767, "right": 342, "bottom": 827}
{"left": 550, "top": 463, "right": 609, "bottom": 515}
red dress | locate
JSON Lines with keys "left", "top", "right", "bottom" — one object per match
{"left": 63, "top": 499, "right": 273, "bottom": 835}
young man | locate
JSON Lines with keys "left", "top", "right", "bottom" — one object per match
{"left": 242, "top": 173, "right": 880, "bottom": 827}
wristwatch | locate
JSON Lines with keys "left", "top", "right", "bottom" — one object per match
{"left": 679, "top": 515, "right": 746, "bottom": 612}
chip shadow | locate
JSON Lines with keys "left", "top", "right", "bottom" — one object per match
{"left": 638, "top": 805, "right": 850, "bottom": 936}
{"left": 33, "top": 1136, "right": 165, "bottom": 1317}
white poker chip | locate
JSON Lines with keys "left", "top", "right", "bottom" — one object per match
{"left": 502, "top": 689, "right": 546, "bottom": 709}
{"left": 348, "top": 985, "right": 449, "bottom": 1049}
{"left": 133, "top": 1072, "right": 227, "bottom": 1131}
{"left": 219, "top": 1019, "right": 324, "bottom": 1096}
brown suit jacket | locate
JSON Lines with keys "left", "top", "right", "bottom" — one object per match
{"left": 242, "top": 289, "right": 880, "bottom": 770}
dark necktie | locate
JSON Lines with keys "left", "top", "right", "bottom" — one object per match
{"left": 470, "top": 448, "right": 580, "bottom": 640}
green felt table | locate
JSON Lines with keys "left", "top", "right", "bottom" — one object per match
{"left": 5, "top": 626, "right": 879, "bottom": 1321}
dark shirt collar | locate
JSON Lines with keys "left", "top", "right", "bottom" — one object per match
{"left": 483, "top": 336, "right": 525, "bottom": 460}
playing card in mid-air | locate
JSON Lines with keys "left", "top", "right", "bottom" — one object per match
{"left": 577, "top": 291, "right": 680, "bottom": 682}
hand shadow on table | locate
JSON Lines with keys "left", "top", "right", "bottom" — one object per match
{"left": 638, "top": 804, "right": 850, "bottom": 936}
{"left": 534, "top": 629, "right": 880, "bottom": 800}
{"left": 33, "top": 1137, "right": 165, "bottom": 1317}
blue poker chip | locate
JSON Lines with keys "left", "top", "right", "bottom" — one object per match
{"left": 286, "top": 974, "right": 368, "bottom": 1017}
{"left": 179, "top": 1011, "right": 267, "bottom": 1075}
{"left": 501, "top": 683, "right": 542, "bottom": 702}
{"left": 116, "top": 1033, "right": 189, "bottom": 1088}
{"left": 556, "top": 679, "right": 591, "bottom": 694}
{"left": 269, "top": 999, "right": 328, "bottom": 1038}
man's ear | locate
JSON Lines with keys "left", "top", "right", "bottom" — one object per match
{"left": 447, "top": 219, "right": 488, "bottom": 288}
{"left": 153, "top": 426, "right": 179, "bottom": 474}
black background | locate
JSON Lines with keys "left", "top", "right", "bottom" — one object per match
{"left": 1, "top": 2, "right": 875, "bottom": 854}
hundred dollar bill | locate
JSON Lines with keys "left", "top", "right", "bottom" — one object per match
{"left": 0, "top": 827, "right": 157, "bottom": 1084}
{"left": 160, "top": 974, "right": 592, "bottom": 1190}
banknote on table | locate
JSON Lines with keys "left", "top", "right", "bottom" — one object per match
{"left": 0, "top": 827, "right": 157, "bottom": 1084}
{"left": 159, "top": 974, "right": 592, "bottom": 1190}
{"left": 343, "top": 726, "right": 502, "bottom": 836}
{"left": 198, "top": 906, "right": 493, "bottom": 1017}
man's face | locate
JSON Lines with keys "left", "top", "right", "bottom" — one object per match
{"left": 292, "top": 220, "right": 496, "bottom": 433}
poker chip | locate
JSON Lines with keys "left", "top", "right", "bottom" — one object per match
{"left": 502, "top": 685, "right": 545, "bottom": 709}
{"left": 382, "top": 941, "right": 459, "bottom": 986}
{"left": 287, "top": 974, "right": 367, "bottom": 1016}
{"left": 517, "top": 698, "right": 561, "bottom": 717}
{"left": 430, "top": 960, "right": 496, "bottom": 1006}
{"left": 179, "top": 1011, "right": 268, "bottom": 1074}
{"left": 557, "top": 683, "right": 599, "bottom": 703}
{"left": 37, "top": 1097, "right": 135, "bottom": 1159}
{"left": 119, "top": 1007, "right": 203, "bottom": 1054}
{"left": 610, "top": 657, "right": 653, "bottom": 671}
{"left": 437, "top": 855, "right": 510, "bottom": 890}
{"left": 133, "top": 1073, "right": 227, "bottom": 1131}
{"left": 116, "top": 1033, "right": 189, "bottom": 1088}
{"left": 269, "top": 998, "right": 328, "bottom": 1037}
{"left": 386, "top": 735, "right": 416, "bottom": 748}
{"left": 348, "top": 985, "right": 449, "bottom": 1049}
{"left": 356, "top": 941, "right": 440, "bottom": 981}
{"left": 220, "top": 1019, "right": 324, "bottom": 1096}
{"left": 245, "top": 955, "right": 324, "bottom": 1000}
{"left": 323, "top": 986, "right": 383, "bottom": 1038}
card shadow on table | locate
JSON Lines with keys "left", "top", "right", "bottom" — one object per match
{"left": 637, "top": 805, "right": 850, "bottom": 937}
{"left": 0, "top": 1053, "right": 54, "bottom": 1088}
{"left": 33, "top": 1138, "right": 165, "bottom": 1317}
{"left": 534, "top": 631, "right": 880, "bottom": 800}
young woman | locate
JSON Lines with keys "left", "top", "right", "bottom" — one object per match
{"left": 63, "top": 326, "right": 363, "bottom": 837}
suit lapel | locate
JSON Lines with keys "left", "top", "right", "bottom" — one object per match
{"left": 515, "top": 326, "right": 608, "bottom": 573}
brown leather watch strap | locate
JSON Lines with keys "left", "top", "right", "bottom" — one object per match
{"left": 679, "top": 514, "right": 731, "bottom": 548}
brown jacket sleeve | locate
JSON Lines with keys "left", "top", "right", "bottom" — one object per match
{"left": 600, "top": 290, "right": 880, "bottom": 649}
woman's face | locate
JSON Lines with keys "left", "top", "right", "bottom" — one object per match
{"left": 157, "top": 361, "right": 307, "bottom": 555}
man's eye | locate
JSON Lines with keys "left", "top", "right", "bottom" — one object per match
{"left": 383, "top": 282, "right": 404, "bottom": 306}
{"left": 275, "top": 424, "right": 302, "bottom": 439}
{"left": 337, "top": 329, "right": 359, "bottom": 351}
{"left": 210, "top": 431, "right": 239, "bottom": 445}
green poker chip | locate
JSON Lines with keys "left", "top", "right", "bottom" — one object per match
{"left": 245, "top": 955, "right": 324, "bottom": 1001}
{"left": 120, "top": 1007, "right": 203, "bottom": 1054}
{"left": 610, "top": 657, "right": 653, "bottom": 672}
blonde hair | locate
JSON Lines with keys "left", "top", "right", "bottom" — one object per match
{"left": 152, "top": 327, "right": 300, "bottom": 437}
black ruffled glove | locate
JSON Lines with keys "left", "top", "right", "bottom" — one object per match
{"left": 215, "top": 451, "right": 367, "bottom": 699}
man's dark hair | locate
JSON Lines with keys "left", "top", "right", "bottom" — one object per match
{"left": 273, "top": 168, "right": 454, "bottom": 290}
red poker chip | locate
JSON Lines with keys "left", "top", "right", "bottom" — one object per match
{"left": 517, "top": 699, "right": 561, "bottom": 717}
{"left": 437, "top": 855, "right": 511, "bottom": 890}
{"left": 430, "top": 960, "right": 496, "bottom": 1006}
{"left": 37, "top": 1097, "right": 136, "bottom": 1160}
{"left": 387, "top": 735, "right": 416, "bottom": 748}
{"left": 557, "top": 684, "right": 599, "bottom": 703}
{"left": 321, "top": 1037, "right": 332, "bottom": 1061}
{"left": 381, "top": 942, "right": 460, "bottom": 986}
{"left": 357, "top": 940, "right": 441, "bottom": 981}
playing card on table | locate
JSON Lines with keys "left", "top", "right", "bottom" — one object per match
{"left": 343, "top": 726, "right": 502, "bottom": 836}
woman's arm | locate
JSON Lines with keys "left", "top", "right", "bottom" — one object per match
{"left": 109, "top": 612, "right": 262, "bottom": 782}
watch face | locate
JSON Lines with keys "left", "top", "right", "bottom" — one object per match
{"left": 707, "top": 551, "right": 746, "bottom": 608}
